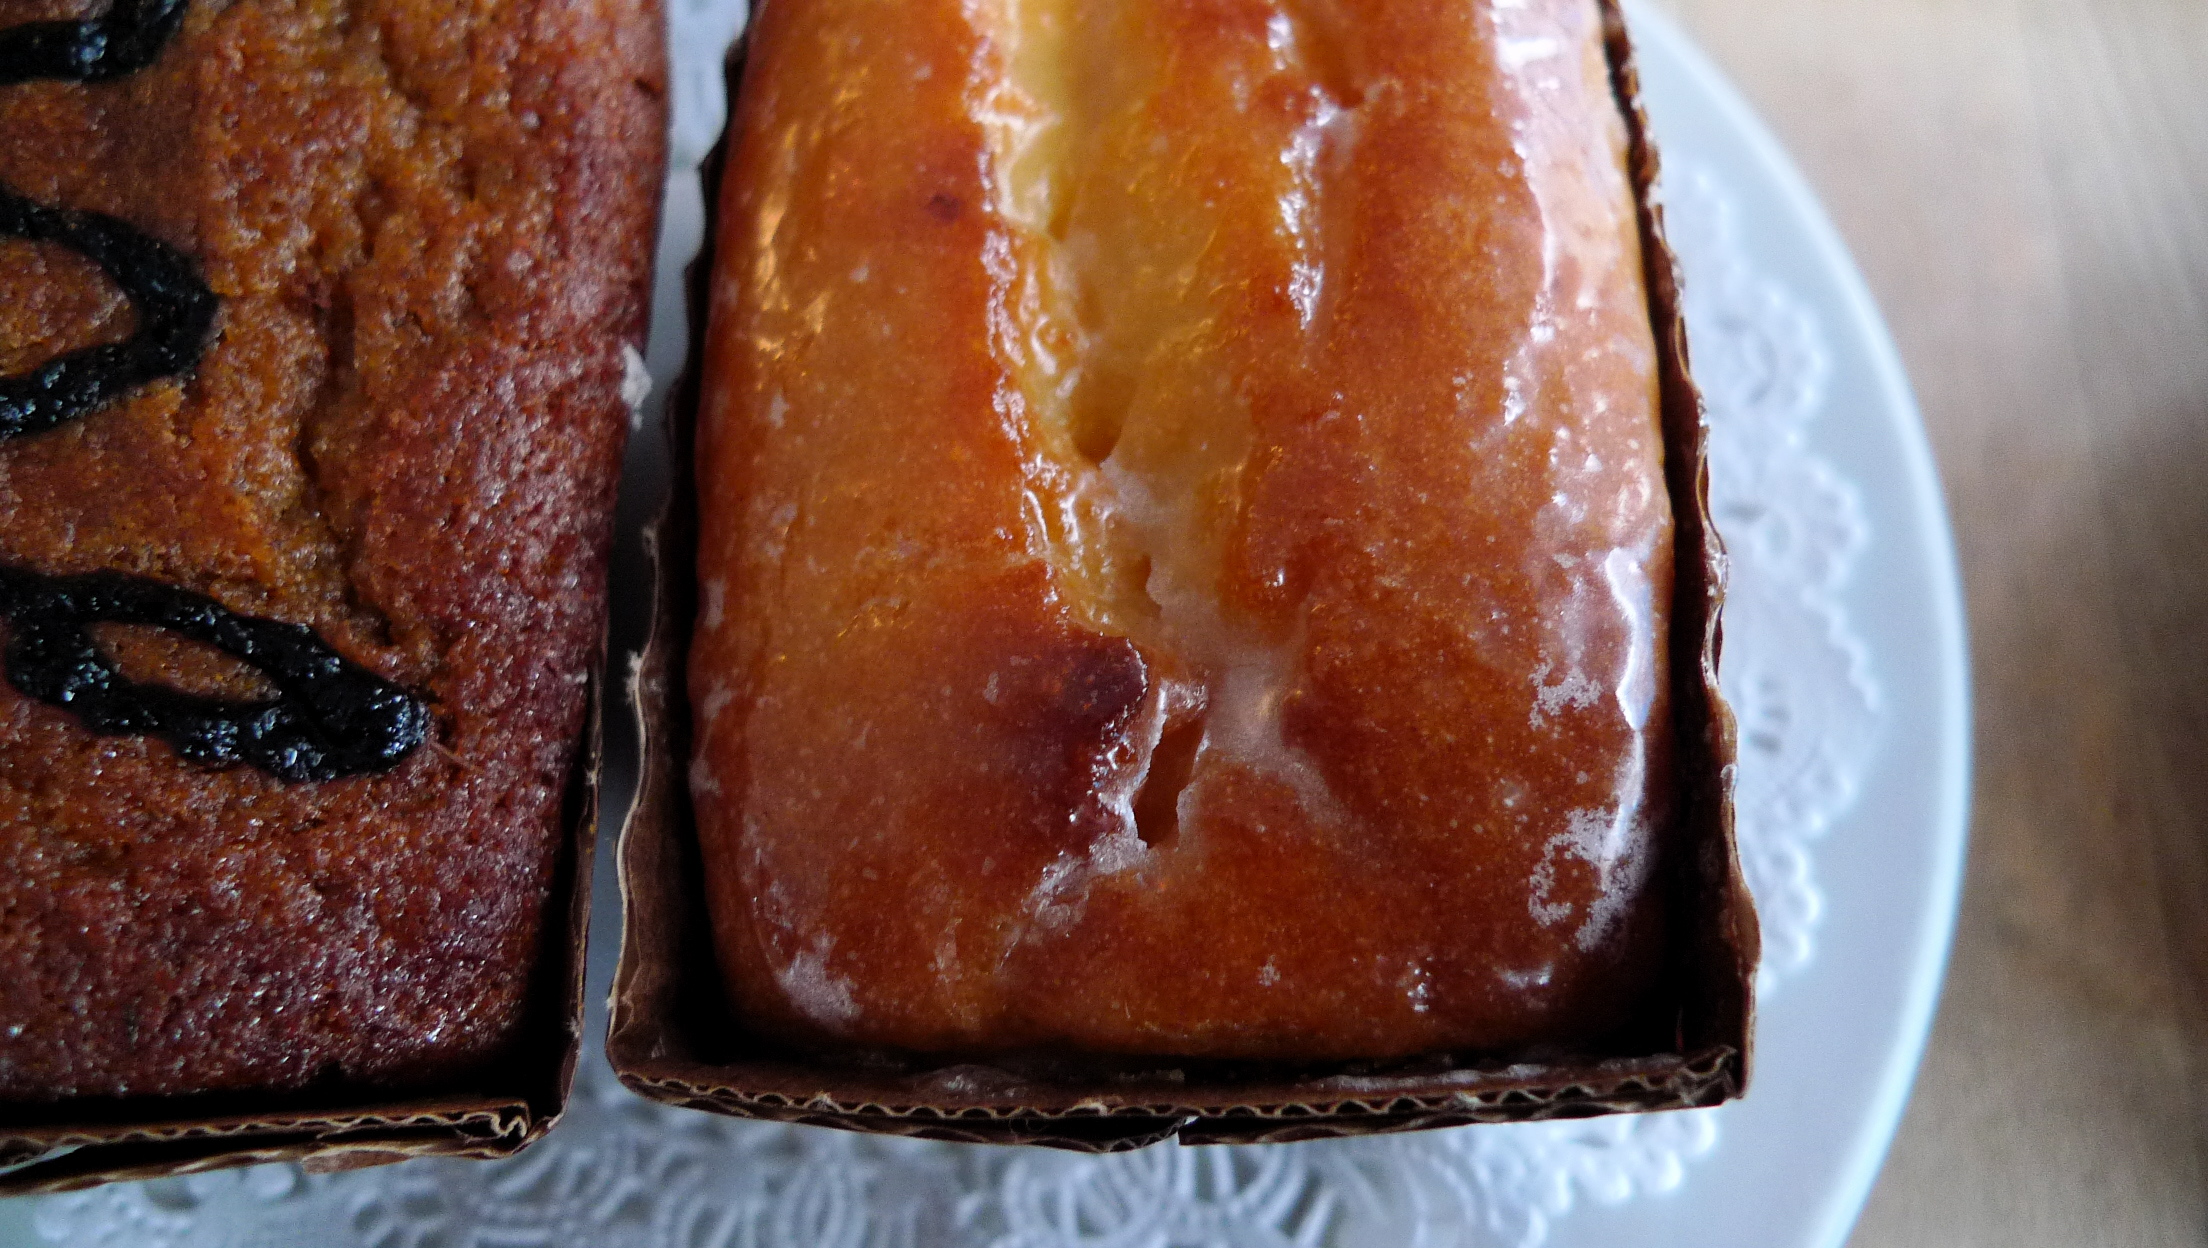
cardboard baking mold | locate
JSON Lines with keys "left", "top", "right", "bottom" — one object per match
{"left": 610, "top": 0, "right": 1759, "bottom": 1152}
{"left": 0, "top": 676, "right": 604, "bottom": 1194}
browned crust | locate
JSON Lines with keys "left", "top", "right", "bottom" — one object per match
{"left": 610, "top": 0, "right": 1753, "bottom": 1150}
{"left": 0, "top": 678, "right": 603, "bottom": 1193}
{"left": 0, "top": 0, "right": 666, "bottom": 1189}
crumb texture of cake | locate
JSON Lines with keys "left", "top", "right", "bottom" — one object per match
{"left": 0, "top": 0, "right": 664, "bottom": 1101}
{"left": 690, "top": 0, "right": 1669, "bottom": 1061}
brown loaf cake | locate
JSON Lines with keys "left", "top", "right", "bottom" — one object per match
{"left": 690, "top": 0, "right": 1674, "bottom": 1062}
{"left": 0, "top": 0, "right": 664, "bottom": 1101}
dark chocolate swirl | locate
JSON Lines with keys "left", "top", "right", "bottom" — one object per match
{"left": 2, "top": 2, "right": 419, "bottom": 786}
{"left": 0, "top": 0, "right": 189, "bottom": 85}
{"left": 0, "top": 184, "right": 218, "bottom": 441}
{"left": 0, "top": 566, "right": 430, "bottom": 781}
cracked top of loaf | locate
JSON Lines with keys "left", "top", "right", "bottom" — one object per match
{"left": 690, "top": 0, "right": 1672, "bottom": 1061}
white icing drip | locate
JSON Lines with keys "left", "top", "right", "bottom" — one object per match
{"left": 1088, "top": 825, "right": 1148, "bottom": 876}
{"left": 1199, "top": 648, "right": 1344, "bottom": 825}
{"left": 1605, "top": 545, "right": 1659, "bottom": 732}
{"left": 1523, "top": 553, "right": 1657, "bottom": 952}
{"left": 1530, "top": 658, "right": 1603, "bottom": 726}
{"left": 755, "top": 500, "right": 798, "bottom": 565}
{"left": 777, "top": 939, "right": 861, "bottom": 1027}
{"left": 1498, "top": 36, "right": 1560, "bottom": 70}
{"left": 1023, "top": 852, "right": 1086, "bottom": 932}
{"left": 1279, "top": 93, "right": 1345, "bottom": 330}
{"left": 698, "top": 681, "right": 736, "bottom": 726}
{"left": 1500, "top": 965, "right": 1553, "bottom": 992}
{"left": 687, "top": 753, "right": 723, "bottom": 800}
{"left": 1101, "top": 466, "right": 1344, "bottom": 827}
{"left": 619, "top": 343, "right": 652, "bottom": 428}
{"left": 1399, "top": 962, "right": 1435, "bottom": 1014}
{"left": 964, "top": 0, "right": 1064, "bottom": 236}
{"left": 963, "top": 0, "right": 1366, "bottom": 907}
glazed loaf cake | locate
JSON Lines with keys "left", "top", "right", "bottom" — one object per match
{"left": 0, "top": 0, "right": 663, "bottom": 1100}
{"left": 690, "top": 0, "right": 1670, "bottom": 1061}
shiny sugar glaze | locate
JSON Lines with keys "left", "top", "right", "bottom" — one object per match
{"left": 691, "top": 0, "right": 1671, "bottom": 1060}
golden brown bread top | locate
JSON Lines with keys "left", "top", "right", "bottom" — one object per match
{"left": 0, "top": 0, "right": 663, "bottom": 1100}
{"left": 691, "top": 0, "right": 1669, "bottom": 1060}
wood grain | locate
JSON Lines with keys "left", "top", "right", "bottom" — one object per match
{"left": 1652, "top": 0, "right": 2208, "bottom": 1243}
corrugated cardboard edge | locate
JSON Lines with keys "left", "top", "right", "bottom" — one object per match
{"left": 0, "top": 0, "right": 674, "bottom": 1186}
{"left": 610, "top": 2, "right": 1756, "bottom": 1153}
{"left": 1600, "top": 0, "right": 1760, "bottom": 1095}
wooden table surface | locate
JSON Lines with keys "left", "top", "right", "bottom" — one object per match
{"left": 1648, "top": 1, "right": 2208, "bottom": 1244}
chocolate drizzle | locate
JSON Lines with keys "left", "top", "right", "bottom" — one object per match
{"left": 0, "top": 566, "right": 430, "bottom": 781}
{"left": 1, "top": 2, "right": 422, "bottom": 784}
{"left": 0, "top": 184, "right": 219, "bottom": 441}
{"left": 0, "top": 0, "right": 189, "bottom": 85}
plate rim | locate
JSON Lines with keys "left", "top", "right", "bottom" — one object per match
{"left": 1624, "top": 5, "right": 1975, "bottom": 1246}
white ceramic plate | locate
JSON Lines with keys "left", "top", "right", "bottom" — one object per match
{"left": 1543, "top": 5, "right": 1972, "bottom": 1244}
{"left": 0, "top": 5, "right": 1969, "bottom": 1245}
